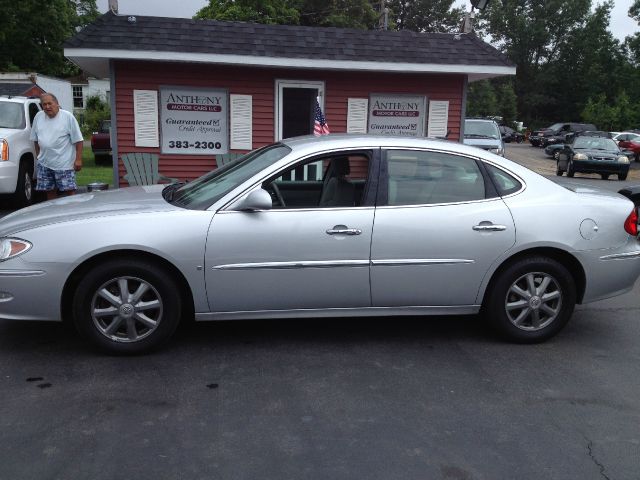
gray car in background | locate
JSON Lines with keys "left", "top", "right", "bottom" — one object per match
{"left": 463, "top": 118, "right": 505, "bottom": 156}
{"left": 0, "top": 134, "right": 639, "bottom": 354}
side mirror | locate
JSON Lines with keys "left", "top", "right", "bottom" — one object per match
{"left": 229, "top": 188, "right": 272, "bottom": 211}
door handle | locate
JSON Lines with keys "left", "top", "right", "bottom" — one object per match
{"left": 473, "top": 223, "right": 507, "bottom": 232}
{"left": 326, "top": 225, "right": 362, "bottom": 235}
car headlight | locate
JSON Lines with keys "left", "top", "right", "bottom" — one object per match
{"left": 0, "top": 238, "right": 31, "bottom": 261}
{"left": 618, "top": 155, "right": 630, "bottom": 164}
{"left": 573, "top": 153, "right": 588, "bottom": 161}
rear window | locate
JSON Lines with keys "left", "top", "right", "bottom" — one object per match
{"left": 0, "top": 102, "right": 25, "bottom": 129}
{"left": 485, "top": 163, "right": 522, "bottom": 196}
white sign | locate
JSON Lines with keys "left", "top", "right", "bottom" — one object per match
{"left": 367, "top": 94, "right": 426, "bottom": 137}
{"left": 160, "top": 86, "right": 228, "bottom": 155}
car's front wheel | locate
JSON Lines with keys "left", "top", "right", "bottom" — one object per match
{"left": 13, "top": 160, "right": 33, "bottom": 208}
{"left": 72, "top": 259, "right": 182, "bottom": 354}
{"left": 619, "top": 172, "right": 628, "bottom": 181}
{"left": 567, "top": 160, "right": 575, "bottom": 177}
{"left": 484, "top": 256, "right": 576, "bottom": 343}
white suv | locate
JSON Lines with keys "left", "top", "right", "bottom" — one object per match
{"left": 0, "top": 96, "right": 41, "bottom": 207}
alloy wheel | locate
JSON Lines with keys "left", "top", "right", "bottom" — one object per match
{"left": 504, "top": 271, "right": 562, "bottom": 331}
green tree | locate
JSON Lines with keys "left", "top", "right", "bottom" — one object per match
{"left": 466, "top": 80, "right": 497, "bottom": 117}
{"left": 476, "top": 0, "right": 592, "bottom": 124}
{"left": 0, "top": 0, "right": 99, "bottom": 76}
{"left": 195, "top": 0, "right": 378, "bottom": 29}
{"left": 81, "top": 94, "right": 110, "bottom": 136}
{"left": 385, "top": 0, "right": 464, "bottom": 33}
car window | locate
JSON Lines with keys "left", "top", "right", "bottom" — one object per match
{"left": 484, "top": 163, "right": 522, "bottom": 196}
{"left": 0, "top": 102, "right": 25, "bottom": 129}
{"left": 171, "top": 144, "right": 291, "bottom": 209}
{"left": 464, "top": 120, "right": 500, "bottom": 139}
{"left": 384, "top": 150, "right": 485, "bottom": 205}
{"left": 263, "top": 152, "right": 371, "bottom": 209}
{"left": 28, "top": 103, "right": 40, "bottom": 125}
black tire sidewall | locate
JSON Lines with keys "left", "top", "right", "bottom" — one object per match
{"left": 485, "top": 257, "right": 576, "bottom": 343}
{"left": 72, "top": 259, "right": 182, "bottom": 354}
{"left": 14, "top": 160, "right": 33, "bottom": 208}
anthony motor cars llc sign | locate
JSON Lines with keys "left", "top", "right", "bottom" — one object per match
{"left": 368, "top": 94, "right": 426, "bottom": 136}
{"left": 160, "top": 86, "right": 228, "bottom": 155}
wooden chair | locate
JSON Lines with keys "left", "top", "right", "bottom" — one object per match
{"left": 121, "top": 152, "right": 178, "bottom": 186}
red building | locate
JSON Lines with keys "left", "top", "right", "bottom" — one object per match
{"left": 65, "top": 12, "right": 515, "bottom": 185}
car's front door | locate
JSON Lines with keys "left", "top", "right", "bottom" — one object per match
{"left": 205, "top": 150, "right": 377, "bottom": 313}
{"left": 370, "top": 149, "right": 516, "bottom": 307}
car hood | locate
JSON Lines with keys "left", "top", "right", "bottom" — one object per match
{"left": 463, "top": 138, "right": 501, "bottom": 149}
{"left": 0, "top": 127, "right": 21, "bottom": 139}
{"left": 0, "top": 185, "right": 180, "bottom": 235}
{"left": 574, "top": 148, "right": 620, "bottom": 158}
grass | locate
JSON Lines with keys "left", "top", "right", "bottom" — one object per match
{"left": 76, "top": 145, "right": 114, "bottom": 187}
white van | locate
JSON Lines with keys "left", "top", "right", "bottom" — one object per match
{"left": 463, "top": 118, "right": 505, "bottom": 156}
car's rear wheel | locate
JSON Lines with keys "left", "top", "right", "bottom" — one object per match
{"left": 72, "top": 259, "right": 182, "bottom": 354}
{"left": 12, "top": 160, "right": 33, "bottom": 208}
{"left": 601, "top": 174, "right": 609, "bottom": 180}
{"left": 619, "top": 172, "right": 628, "bottom": 181}
{"left": 484, "top": 256, "right": 576, "bottom": 343}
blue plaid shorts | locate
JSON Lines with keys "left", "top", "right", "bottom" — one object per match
{"left": 36, "top": 163, "right": 77, "bottom": 192}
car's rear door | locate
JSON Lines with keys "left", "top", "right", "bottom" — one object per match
{"left": 370, "top": 149, "right": 516, "bottom": 307}
{"left": 204, "top": 149, "right": 378, "bottom": 313}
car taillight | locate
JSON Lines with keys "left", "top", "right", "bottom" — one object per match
{"left": 624, "top": 208, "right": 638, "bottom": 236}
{"left": 1, "top": 140, "right": 7, "bottom": 161}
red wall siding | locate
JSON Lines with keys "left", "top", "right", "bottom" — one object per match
{"left": 114, "top": 60, "right": 464, "bottom": 184}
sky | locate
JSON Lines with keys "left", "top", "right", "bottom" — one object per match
{"left": 96, "top": 0, "right": 638, "bottom": 41}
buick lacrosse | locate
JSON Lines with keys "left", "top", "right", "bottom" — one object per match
{"left": 1, "top": 134, "right": 639, "bottom": 354}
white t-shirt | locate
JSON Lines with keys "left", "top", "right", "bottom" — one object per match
{"left": 30, "top": 109, "right": 83, "bottom": 171}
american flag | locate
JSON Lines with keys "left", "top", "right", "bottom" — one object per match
{"left": 313, "top": 100, "right": 330, "bottom": 136}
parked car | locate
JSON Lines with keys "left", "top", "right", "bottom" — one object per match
{"left": 616, "top": 133, "right": 640, "bottom": 161}
{"left": 1, "top": 134, "right": 639, "bottom": 354}
{"left": 463, "top": 118, "right": 505, "bottom": 156}
{"left": 544, "top": 143, "right": 564, "bottom": 159}
{"left": 529, "top": 122, "right": 597, "bottom": 148}
{"left": 499, "top": 125, "right": 524, "bottom": 143}
{"left": 90, "top": 119, "right": 112, "bottom": 165}
{"left": 0, "top": 96, "right": 42, "bottom": 207}
{"left": 556, "top": 134, "right": 630, "bottom": 180}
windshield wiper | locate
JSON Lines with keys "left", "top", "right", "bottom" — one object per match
{"left": 464, "top": 133, "right": 493, "bottom": 139}
{"left": 162, "top": 182, "right": 184, "bottom": 202}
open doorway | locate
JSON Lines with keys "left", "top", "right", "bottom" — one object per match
{"left": 276, "top": 80, "right": 325, "bottom": 141}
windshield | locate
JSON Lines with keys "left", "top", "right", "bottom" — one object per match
{"left": 169, "top": 144, "right": 292, "bottom": 209}
{"left": 574, "top": 137, "right": 618, "bottom": 150}
{"left": 546, "top": 123, "right": 564, "bottom": 132}
{"left": 0, "top": 102, "right": 25, "bottom": 129}
{"left": 464, "top": 120, "right": 500, "bottom": 139}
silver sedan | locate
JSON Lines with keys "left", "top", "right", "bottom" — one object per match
{"left": 1, "top": 134, "right": 639, "bottom": 354}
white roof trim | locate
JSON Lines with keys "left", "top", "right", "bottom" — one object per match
{"left": 65, "top": 48, "right": 516, "bottom": 77}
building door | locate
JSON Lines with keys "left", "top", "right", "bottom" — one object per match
{"left": 276, "top": 80, "right": 325, "bottom": 140}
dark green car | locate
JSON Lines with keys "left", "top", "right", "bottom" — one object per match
{"left": 556, "top": 135, "right": 630, "bottom": 180}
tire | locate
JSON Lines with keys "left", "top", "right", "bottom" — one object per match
{"left": 72, "top": 258, "right": 182, "bottom": 354}
{"left": 567, "top": 160, "right": 575, "bottom": 177}
{"left": 484, "top": 256, "right": 576, "bottom": 343}
{"left": 553, "top": 150, "right": 560, "bottom": 160}
{"left": 618, "top": 172, "right": 628, "bottom": 181}
{"left": 601, "top": 174, "right": 609, "bottom": 180}
{"left": 12, "top": 160, "right": 33, "bottom": 208}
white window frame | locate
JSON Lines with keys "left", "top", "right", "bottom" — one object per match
{"left": 274, "top": 80, "right": 325, "bottom": 141}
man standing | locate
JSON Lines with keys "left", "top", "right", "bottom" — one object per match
{"left": 30, "top": 93, "right": 83, "bottom": 200}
